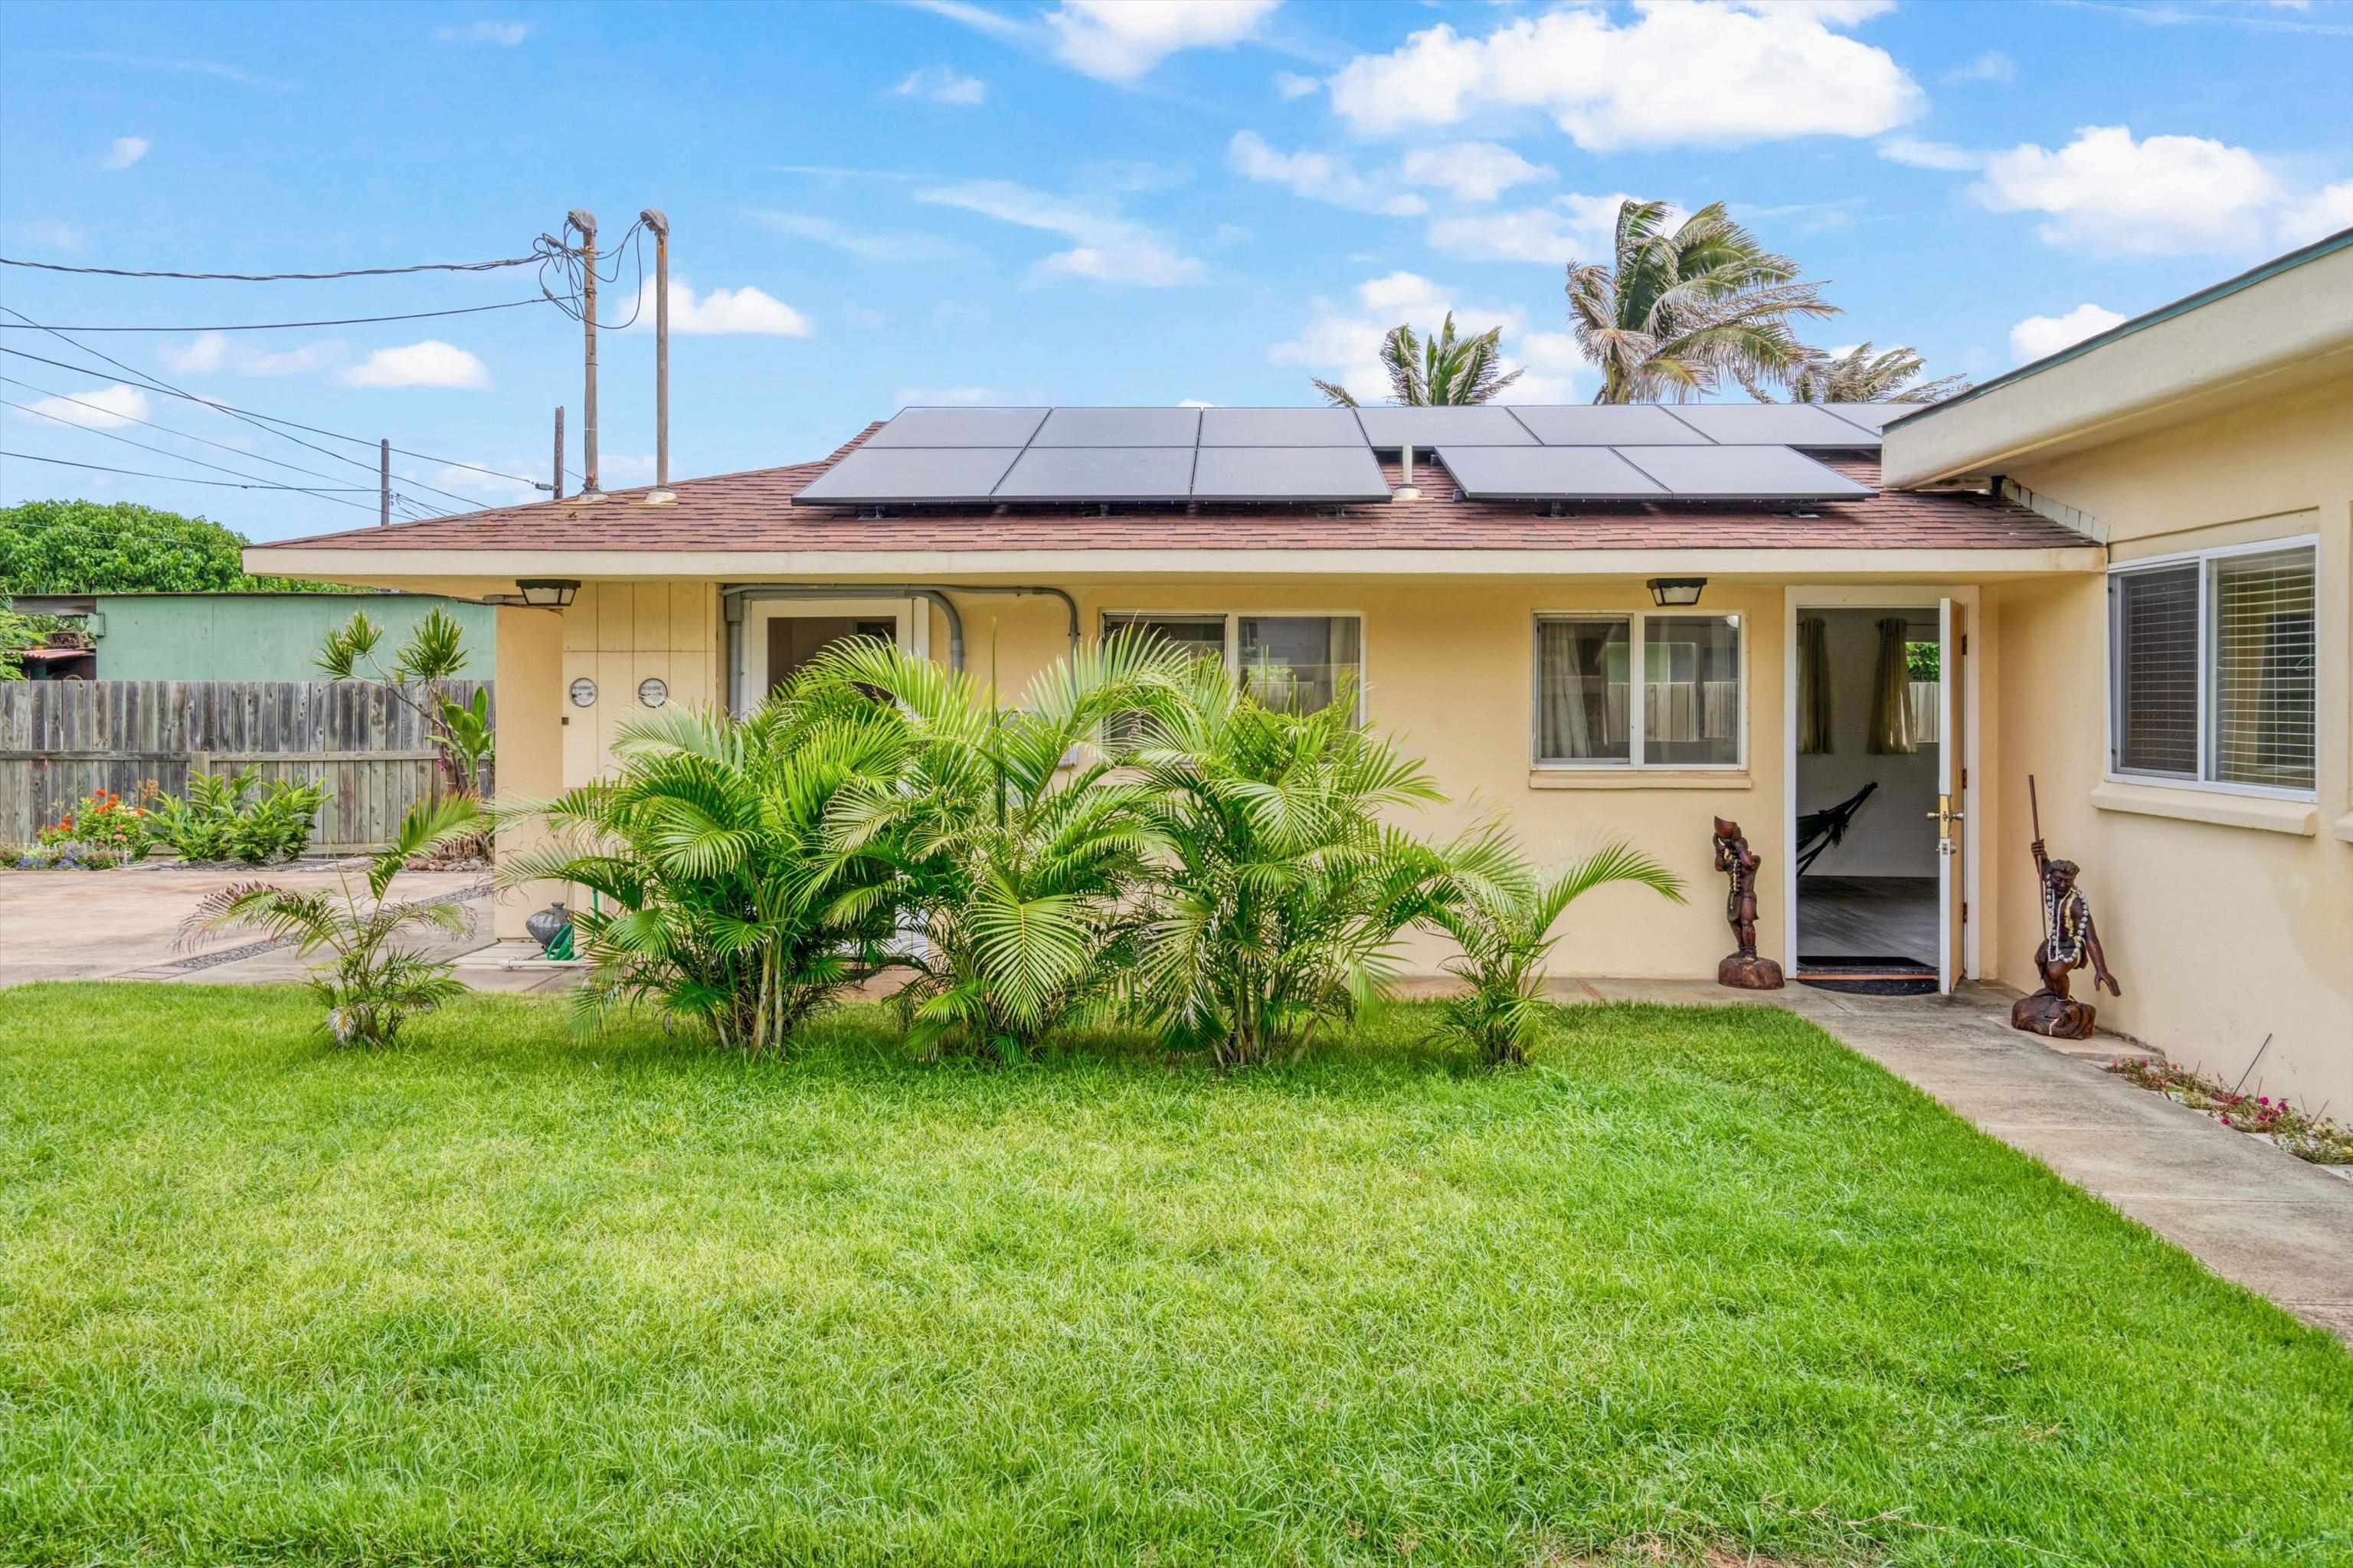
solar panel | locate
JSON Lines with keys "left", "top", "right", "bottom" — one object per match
{"left": 790, "top": 446, "right": 1021, "bottom": 504}
{"left": 1353, "top": 406, "right": 1536, "bottom": 448}
{"left": 864, "top": 407, "right": 1050, "bottom": 447}
{"left": 1031, "top": 407, "right": 1202, "bottom": 446}
{"left": 1819, "top": 403, "right": 1926, "bottom": 434}
{"left": 1190, "top": 446, "right": 1391, "bottom": 502}
{"left": 1657, "top": 404, "right": 1880, "bottom": 448}
{"left": 1435, "top": 446, "right": 1667, "bottom": 500}
{"left": 1612, "top": 445, "right": 1874, "bottom": 499}
{"left": 1196, "top": 407, "right": 1370, "bottom": 447}
{"left": 1509, "top": 406, "right": 1713, "bottom": 447}
{"left": 991, "top": 446, "right": 1196, "bottom": 502}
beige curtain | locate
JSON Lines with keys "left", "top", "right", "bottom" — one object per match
{"left": 1867, "top": 617, "right": 1917, "bottom": 755}
{"left": 1796, "top": 616, "right": 1832, "bottom": 755}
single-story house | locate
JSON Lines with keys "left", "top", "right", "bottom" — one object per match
{"left": 249, "top": 228, "right": 2351, "bottom": 1108}
{"left": 8, "top": 590, "right": 495, "bottom": 681}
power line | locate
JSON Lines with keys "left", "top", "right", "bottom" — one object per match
{"left": 2, "top": 451, "right": 377, "bottom": 492}
{"left": 0, "top": 297, "right": 553, "bottom": 332}
{"left": 4, "top": 397, "right": 398, "bottom": 517}
{"left": 0, "top": 372, "right": 430, "bottom": 504}
{"left": 0, "top": 326, "right": 493, "bottom": 513}
{"left": 2, "top": 252, "right": 542, "bottom": 281}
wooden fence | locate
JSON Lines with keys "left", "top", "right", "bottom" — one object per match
{"left": 0, "top": 679, "right": 492, "bottom": 851}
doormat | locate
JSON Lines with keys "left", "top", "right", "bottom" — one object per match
{"left": 1795, "top": 955, "right": 1937, "bottom": 997}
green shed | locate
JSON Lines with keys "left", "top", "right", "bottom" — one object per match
{"left": 76, "top": 592, "right": 496, "bottom": 682}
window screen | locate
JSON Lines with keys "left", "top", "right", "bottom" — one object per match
{"left": 2111, "top": 564, "right": 2198, "bottom": 777}
{"left": 1644, "top": 614, "right": 1741, "bottom": 766}
{"left": 2209, "top": 547, "right": 2316, "bottom": 791}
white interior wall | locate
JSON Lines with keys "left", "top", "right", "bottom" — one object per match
{"left": 1796, "top": 607, "right": 1941, "bottom": 878}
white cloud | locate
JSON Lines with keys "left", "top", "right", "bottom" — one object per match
{"left": 1877, "top": 136, "right": 1980, "bottom": 172}
{"left": 101, "top": 136, "right": 149, "bottom": 170}
{"left": 339, "top": 340, "right": 492, "bottom": 389}
{"left": 1425, "top": 191, "right": 1641, "bottom": 263}
{"left": 2008, "top": 303, "right": 2127, "bottom": 364}
{"left": 1973, "top": 125, "right": 2280, "bottom": 254}
{"left": 1326, "top": 2, "right": 1922, "bottom": 150}
{"left": 2279, "top": 179, "right": 2353, "bottom": 246}
{"left": 160, "top": 332, "right": 342, "bottom": 377}
{"left": 751, "top": 211, "right": 970, "bottom": 264}
{"left": 635, "top": 276, "right": 813, "bottom": 336}
{"left": 10, "top": 383, "right": 151, "bottom": 430}
{"left": 1942, "top": 49, "right": 2016, "bottom": 83}
{"left": 1177, "top": 398, "right": 1219, "bottom": 408}
{"left": 1273, "top": 70, "right": 1319, "bottom": 100}
{"left": 916, "top": 178, "right": 1204, "bottom": 285}
{"left": 905, "top": 0, "right": 1029, "bottom": 44}
{"left": 893, "top": 64, "right": 987, "bottom": 105}
{"left": 16, "top": 218, "right": 86, "bottom": 250}
{"left": 1226, "top": 132, "right": 1425, "bottom": 216}
{"left": 434, "top": 21, "right": 529, "bottom": 44}
{"left": 1044, "top": 0, "right": 1281, "bottom": 82}
{"left": 1399, "top": 141, "right": 1553, "bottom": 205}
{"left": 1268, "top": 270, "right": 1583, "bottom": 404}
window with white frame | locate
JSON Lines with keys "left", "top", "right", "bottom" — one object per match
{"left": 2109, "top": 540, "right": 2316, "bottom": 795}
{"left": 1535, "top": 611, "right": 1742, "bottom": 767}
{"left": 1101, "top": 612, "right": 1363, "bottom": 715}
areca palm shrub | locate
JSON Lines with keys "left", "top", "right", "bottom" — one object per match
{"left": 1314, "top": 311, "right": 1523, "bottom": 408}
{"left": 1127, "top": 659, "right": 1455, "bottom": 1067}
{"left": 499, "top": 700, "right": 908, "bottom": 1054}
{"left": 1419, "top": 831, "right": 1686, "bottom": 1067}
{"left": 801, "top": 633, "right": 1194, "bottom": 1063}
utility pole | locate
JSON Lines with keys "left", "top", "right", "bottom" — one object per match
{"left": 551, "top": 406, "right": 565, "bottom": 500}
{"left": 640, "top": 208, "right": 671, "bottom": 496}
{"left": 379, "top": 437, "right": 390, "bottom": 525}
{"left": 567, "top": 208, "right": 599, "bottom": 496}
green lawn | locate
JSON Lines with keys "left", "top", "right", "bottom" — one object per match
{"left": 2, "top": 985, "right": 2347, "bottom": 1567}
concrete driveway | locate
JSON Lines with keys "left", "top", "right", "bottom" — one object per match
{"left": 0, "top": 859, "right": 493, "bottom": 987}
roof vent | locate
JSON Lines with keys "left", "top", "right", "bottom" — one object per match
{"left": 642, "top": 487, "right": 678, "bottom": 506}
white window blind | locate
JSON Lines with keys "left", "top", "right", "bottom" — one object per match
{"left": 2210, "top": 547, "right": 2316, "bottom": 791}
{"left": 2109, "top": 540, "right": 2317, "bottom": 797}
{"left": 2111, "top": 563, "right": 2199, "bottom": 777}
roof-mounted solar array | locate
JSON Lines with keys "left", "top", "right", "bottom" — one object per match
{"left": 1817, "top": 402, "right": 1927, "bottom": 434}
{"left": 792, "top": 404, "right": 1888, "bottom": 506}
{"left": 1436, "top": 443, "right": 1871, "bottom": 502}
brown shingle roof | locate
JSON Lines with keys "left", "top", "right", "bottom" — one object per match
{"left": 255, "top": 423, "right": 2091, "bottom": 555}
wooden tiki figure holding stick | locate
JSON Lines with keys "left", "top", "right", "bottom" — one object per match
{"left": 2010, "top": 775, "right": 2121, "bottom": 1039}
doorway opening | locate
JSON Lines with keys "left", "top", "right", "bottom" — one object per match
{"left": 733, "top": 596, "right": 925, "bottom": 715}
{"left": 764, "top": 615, "right": 896, "bottom": 696}
{"left": 1792, "top": 605, "right": 1944, "bottom": 987}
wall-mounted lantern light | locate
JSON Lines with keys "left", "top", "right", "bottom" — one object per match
{"left": 1647, "top": 578, "right": 1707, "bottom": 607}
{"left": 516, "top": 578, "right": 581, "bottom": 608}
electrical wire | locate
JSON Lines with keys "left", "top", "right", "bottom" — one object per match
{"left": 4, "top": 397, "right": 403, "bottom": 517}
{"left": 2, "top": 451, "right": 377, "bottom": 493}
{"left": 0, "top": 297, "right": 554, "bottom": 332}
{"left": 0, "top": 372, "right": 433, "bottom": 503}
{"left": 534, "top": 220, "right": 647, "bottom": 330}
{"left": 1, "top": 253, "right": 543, "bottom": 281}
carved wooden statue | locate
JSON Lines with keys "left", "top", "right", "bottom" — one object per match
{"left": 1712, "top": 816, "right": 1783, "bottom": 990}
{"left": 2010, "top": 778, "right": 2121, "bottom": 1039}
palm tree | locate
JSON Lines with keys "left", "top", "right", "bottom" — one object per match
{"left": 1564, "top": 200, "right": 1838, "bottom": 404}
{"left": 1314, "top": 313, "right": 1523, "bottom": 408}
{"left": 1759, "top": 342, "right": 1972, "bottom": 404}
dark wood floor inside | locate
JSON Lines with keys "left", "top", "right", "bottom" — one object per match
{"left": 1797, "top": 876, "right": 1939, "bottom": 967}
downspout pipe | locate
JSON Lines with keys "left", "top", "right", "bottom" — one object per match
{"left": 720, "top": 583, "right": 1081, "bottom": 712}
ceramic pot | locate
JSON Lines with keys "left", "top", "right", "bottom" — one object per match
{"left": 525, "top": 901, "right": 569, "bottom": 951}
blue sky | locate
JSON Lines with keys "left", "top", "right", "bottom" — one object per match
{"left": 2, "top": 0, "right": 2347, "bottom": 542}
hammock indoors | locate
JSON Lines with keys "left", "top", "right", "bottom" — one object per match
{"left": 1795, "top": 781, "right": 1879, "bottom": 876}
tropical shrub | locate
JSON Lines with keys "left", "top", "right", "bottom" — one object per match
{"left": 319, "top": 607, "right": 491, "bottom": 806}
{"left": 34, "top": 785, "right": 155, "bottom": 859}
{"left": 1419, "top": 833, "right": 1686, "bottom": 1066}
{"left": 1127, "top": 659, "right": 1454, "bottom": 1066}
{"left": 182, "top": 795, "right": 483, "bottom": 1046}
{"left": 148, "top": 768, "right": 329, "bottom": 864}
{"left": 501, "top": 698, "right": 910, "bottom": 1055}
{"left": 803, "top": 633, "right": 1193, "bottom": 1062}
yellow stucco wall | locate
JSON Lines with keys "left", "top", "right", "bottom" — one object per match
{"left": 492, "top": 605, "right": 566, "bottom": 940}
{"left": 1986, "top": 378, "right": 2353, "bottom": 1108}
{"left": 515, "top": 574, "right": 2023, "bottom": 980}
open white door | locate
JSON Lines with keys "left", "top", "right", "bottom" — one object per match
{"left": 1934, "top": 597, "right": 1962, "bottom": 994}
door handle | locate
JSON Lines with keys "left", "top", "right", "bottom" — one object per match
{"left": 1926, "top": 795, "right": 1963, "bottom": 856}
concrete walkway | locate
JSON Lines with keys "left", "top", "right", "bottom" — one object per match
{"left": 1572, "top": 976, "right": 2353, "bottom": 1344}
